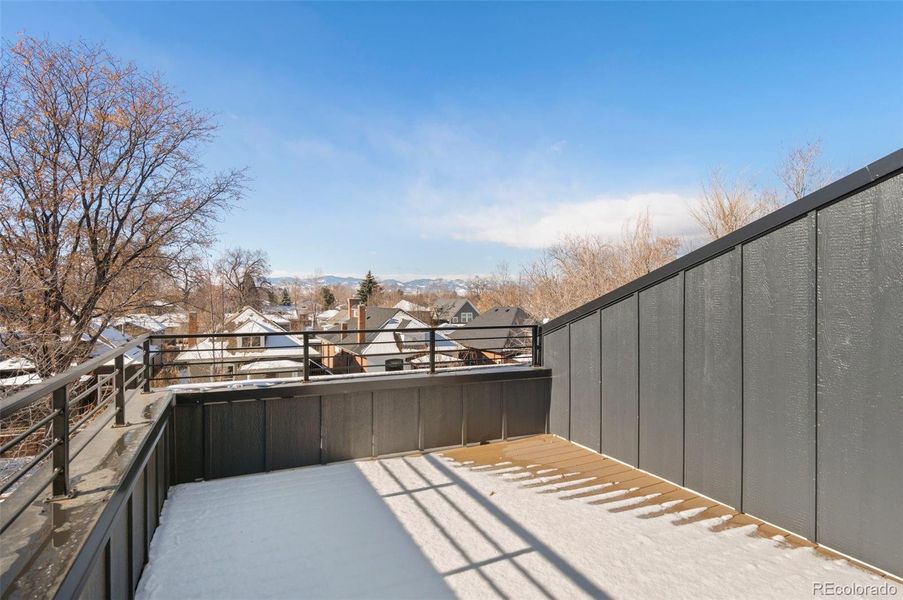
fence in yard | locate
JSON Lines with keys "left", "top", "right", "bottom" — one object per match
{"left": 541, "top": 149, "right": 903, "bottom": 577}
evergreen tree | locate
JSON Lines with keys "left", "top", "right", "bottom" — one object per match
{"left": 356, "top": 270, "right": 381, "bottom": 305}
{"left": 280, "top": 288, "right": 292, "bottom": 306}
{"left": 318, "top": 286, "right": 336, "bottom": 309}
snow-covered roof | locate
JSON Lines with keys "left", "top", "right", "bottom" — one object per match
{"left": 0, "top": 372, "right": 42, "bottom": 387}
{"left": 393, "top": 300, "right": 428, "bottom": 312}
{"left": 409, "top": 352, "right": 461, "bottom": 365}
{"left": 112, "top": 313, "right": 168, "bottom": 333}
{"left": 0, "top": 357, "right": 36, "bottom": 373}
{"left": 237, "top": 360, "right": 305, "bottom": 373}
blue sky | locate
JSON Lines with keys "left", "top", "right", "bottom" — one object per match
{"left": 4, "top": 2, "right": 902, "bottom": 280}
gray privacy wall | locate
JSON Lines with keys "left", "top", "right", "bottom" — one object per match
{"left": 541, "top": 160, "right": 903, "bottom": 577}
{"left": 173, "top": 368, "right": 551, "bottom": 484}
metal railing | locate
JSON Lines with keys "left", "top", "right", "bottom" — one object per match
{"left": 145, "top": 324, "right": 541, "bottom": 387}
{"left": 0, "top": 335, "right": 149, "bottom": 534}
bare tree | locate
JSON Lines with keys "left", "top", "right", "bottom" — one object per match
{"left": 689, "top": 170, "right": 778, "bottom": 241}
{"left": 524, "top": 212, "right": 679, "bottom": 319}
{"left": 778, "top": 139, "right": 830, "bottom": 201}
{"left": 0, "top": 37, "right": 245, "bottom": 376}
{"left": 215, "top": 248, "right": 270, "bottom": 311}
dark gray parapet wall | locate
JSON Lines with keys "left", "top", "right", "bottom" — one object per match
{"left": 540, "top": 149, "right": 903, "bottom": 577}
{"left": 172, "top": 366, "right": 551, "bottom": 484}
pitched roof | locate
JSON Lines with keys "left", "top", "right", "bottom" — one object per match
{"left": 447, "top": 307, "right": 535, "bottom": 352}
{"left": 433, "top": 298, "right": 477, "bottom": 320}
{"left": 319, "top": 307, "right": 461, "bottom": 356}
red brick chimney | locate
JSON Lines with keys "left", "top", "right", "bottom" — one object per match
{"left": 187, "top": 312, "right": 198, "bottom": 335}
{"left": 347, "top": 297, "right": 361, "bottom": 321}
{"left": 357, "top": 304, "right": 366, "bottom": 344}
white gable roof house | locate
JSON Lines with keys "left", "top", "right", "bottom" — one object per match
{"left": 173, "top": 306, "right": 319, "bottom": 383}
{"left": 319, "top": 306, "right": 463, "bottom": 373}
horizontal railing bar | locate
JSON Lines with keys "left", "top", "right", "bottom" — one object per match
{"left": 67, "top": 375, "right": 108, "bottom": 407}
{"left": 0, "top": 439, "right": 59, "bottom": 495}
{"left": 0, "top": 334, "right": 149, "bottom": 420}
{"left": 123, "top": 368, "right": 143, "bottom": 389}
{"left": 147, "top": 323, "right": 533, "bottom": 341}
{"left": 0, "top": 409, "right": 59, "bottom": 456}
{"left": 148, "top": 360, "right": 532, "bottom": 383}
{"left": 0, "top": 468, "right": 57, "bottom": 536}
{"left": 69, "top": 407, "right": 118, "bottom": 462}
{"left": 69, "top": 397, "right": 115, "bottom": 435}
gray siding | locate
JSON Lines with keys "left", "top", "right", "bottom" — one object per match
{"left": 569, "top": 312, "right": 601, "bottom": 451}
{"left": 323, "top": 392, "right": 373, "bottom": 462}
{"left": 374, "top": 388, "right": 420, "bottom": 455}
{"left": 816, "top": 176, "right": 903, "bottom": 576}
{"left": 600, "top": 296, "right": 638, "bottom": 466}
{"left": 743, "top": 215, "right": 816, "bottom": 538}
{"left": 464, "top": 382, "right": 503, "bottom": 443}
{"left": 639, "top": 277, "right": 683, "bottom": 483}
{"left": 545, "top": 327, "right": 570, "bottom": 438}
{"left": 684, "top": 249, "right": 742, "bottom": 509}
{"left": 420, "top": 385, "right": 464, "bottom": 449}
{"left": 504, "top": 378, "right": 550, "bottom": 438}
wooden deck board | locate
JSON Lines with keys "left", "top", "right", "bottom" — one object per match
{"left": 438, "top": 434, "right": 902, "bottom": 585}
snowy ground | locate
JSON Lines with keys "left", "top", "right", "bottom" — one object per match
{"left": 137, "top": 454, "right": 899, "bottom": 600}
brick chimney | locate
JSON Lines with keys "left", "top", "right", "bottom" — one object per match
{"left": 357, "top": 304, "right": 366, "bottom": 344}
{"left": 347, "top": 297, "right": 361, "bottom": 321}
{"left": 187, "top": 312, "right": 198, "bottom": 335}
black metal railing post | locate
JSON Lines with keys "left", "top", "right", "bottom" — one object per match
{"left": 303, "top": 332, "right": 310, "bottom": 382}
{"left": 142, "top": 338, "right": 151, "bottom": 392}
{"left": 429, "top": 329, "right": 436, "bottom": 374}
{"left": 114, "top": 354, "right": 126, "bottom": 426}
{"left": 51, "top": 384, "right": 70, "bottom": 498}
{"left": 532, "top": 325, "right": 541, "bottom": 367}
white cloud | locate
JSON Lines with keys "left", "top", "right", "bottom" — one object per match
{"left": 410, "top": 184, "right": 702, "bottom": 249}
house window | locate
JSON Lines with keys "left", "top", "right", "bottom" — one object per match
{"left": 240, "top": 336, "right": 262, "bottom": 348}
{"left": 451, "top": 317, "right": 459, "bottom": 323}
{"left": 461, "top": 312, "right": 474, "bottom": 323}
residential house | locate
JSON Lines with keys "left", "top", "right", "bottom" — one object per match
{"left": 173, "top": 307, "right": 320, "bottom": 382}
{"left": 318, "top": 303, "right": 463, "bottom": 374}
{"left": 446, "top": 306, "right": 535, "bottom": 365}
{"left": 433, "top": 298, "right": 480, "bottom": 325}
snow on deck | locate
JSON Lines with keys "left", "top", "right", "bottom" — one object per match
{"left": 137, "top": 444, "right": 898, "bottom": 599}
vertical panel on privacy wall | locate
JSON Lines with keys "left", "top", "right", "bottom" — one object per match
{"left": 600, "top": 296, "right": 638, "bottom": 467}
{"left": 373, "top": 388, "right": 420, "bottom": 455}
{"left": 267, "top": 396, "right": 322, "bottom": 469}
{"left": 742, "top": 214, "right": 816, "bottom": 539}
{"left": 420, "top": 385, "right": 464, "bottom": 449}
{"left": 684, "top": 249, "right": 742, "bottom": 509}
{"left": 544, "top": 326, "right": 570, "bottom": 438}
{"left": 569, "top": 311, "right": 601, "bottom": 451}
{"left": 322, "top": 392, "right": 373, "bottom": 462}
{"left": 639, "top": 276, "right": 684, "bottom": 483}
{"left": 464, "top": 382, "right": 503, "bottom": 444}
{"left": 816, "top": 174, "right": 903, "bottom": 576}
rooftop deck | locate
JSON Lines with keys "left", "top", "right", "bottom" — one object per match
{"left": 135, "top": 436, "right": 899, "bottom": 599}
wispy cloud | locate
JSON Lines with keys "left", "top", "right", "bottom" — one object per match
{"left": 410, "top": 185, "right": 701, "bottom": 249}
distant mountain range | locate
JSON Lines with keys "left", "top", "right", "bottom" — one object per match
{"left": 269, "top": 275, "right": 470, "bottom": 296}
